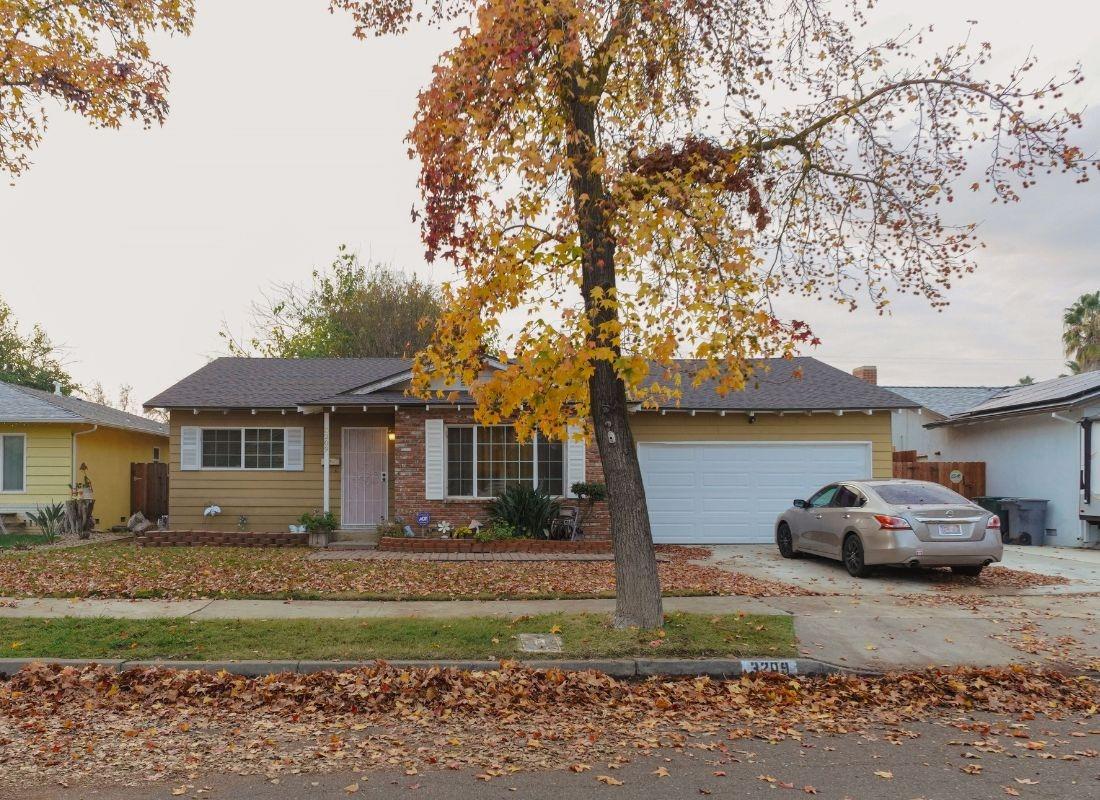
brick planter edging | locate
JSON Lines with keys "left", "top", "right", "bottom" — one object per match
{"left": 137, "top": 530, "right": 309, "bottom": 548}
{"left": 378, "top": 536, "right": 611, "bottom": 554}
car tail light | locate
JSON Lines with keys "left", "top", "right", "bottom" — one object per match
{"left": 986, "top": 515, "right": 1001, "bottom": 530}
{"left": 873, "top": 514, "right": 912, "bottom": 530}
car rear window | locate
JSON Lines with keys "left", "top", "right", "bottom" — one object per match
{"left": 873, "top": 483, "right": 970, "bottom": 505}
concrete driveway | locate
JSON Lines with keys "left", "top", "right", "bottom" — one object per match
{"left": 702, "top": 545, "right": 1100, "bottom": 672}
{"left": 704, "top": 544, "right": 1100, "bottom": 597}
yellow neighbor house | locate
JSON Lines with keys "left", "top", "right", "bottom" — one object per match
{"left": 0, "top": 380, "right": 169, "bottom": 530}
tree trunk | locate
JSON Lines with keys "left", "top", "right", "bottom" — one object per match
{"left": 560, "top": 61, "right": 663, "bottom": 629}
{"left": 62, "top": 499, "right": 94, "bottom": 538}
{"left": 590, "top": 362, "right": 664, "bottom": 629}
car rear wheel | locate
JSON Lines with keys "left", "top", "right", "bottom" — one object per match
{"left": 776, "top": 523, "right": 800, "bottom": 559}
{"left": 951, "top": 565, "right": 985, "bottom": 578}
{"left": 842, "top": 534, "right": 871, "bottom": 578}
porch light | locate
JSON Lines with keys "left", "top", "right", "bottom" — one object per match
{"left": 388, "top": 432, "right": 396, "bottom": 441}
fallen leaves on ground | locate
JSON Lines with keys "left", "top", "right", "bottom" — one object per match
{"left": 0, "top": 545, "right": 814, "bottom": 600}
{"left": 930, "top": 566, "right": 1069, "bottom": 591}
{"left": 0, "top": 663, "right": 1093, "bottom": 790}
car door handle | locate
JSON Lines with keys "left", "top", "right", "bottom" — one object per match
{"left": 843, "top": 513, "right": 851, "bottom": 519}
{"left": 814, "top": 514, "right": 823, "bottom": 519}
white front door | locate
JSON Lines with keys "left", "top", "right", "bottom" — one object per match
{"left": 341, "top": 427, "right": 388, "bottom": 527}
{"left": 638, "top": 441, "right": 873, "bottom": 544}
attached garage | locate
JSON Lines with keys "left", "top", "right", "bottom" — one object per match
{"left": 628, "top": 358, "right": 917, "bottom": 544}
{"left": 639, "top": 441, "right": 873, "bottom": 544}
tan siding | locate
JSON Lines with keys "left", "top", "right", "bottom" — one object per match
{"left": 629, "top": 411, "right": 893, "bottom": 478}
{"left": 168, "top": 410, "right": 394, "bottom": 531}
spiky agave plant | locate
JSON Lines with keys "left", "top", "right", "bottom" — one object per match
{"left": 486, "top": 485, "right": 561, "bottom": 539}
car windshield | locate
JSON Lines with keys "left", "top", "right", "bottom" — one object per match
{"left": 873, "top": 483, "right": 971, "bottom": 506}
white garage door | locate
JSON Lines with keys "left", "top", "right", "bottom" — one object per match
{"left": 639, "top": 441, "right": 873, "bottom": 544}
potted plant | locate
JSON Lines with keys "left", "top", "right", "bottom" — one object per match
{"left": 298, "top": 510, "right": 337, "bottom": 546}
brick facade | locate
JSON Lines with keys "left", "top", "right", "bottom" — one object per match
{"left": 137, "top": 530, "right": 308, "bottom": 547}
{"left": 393, "top": 407, "right": 610, "bottom": 539}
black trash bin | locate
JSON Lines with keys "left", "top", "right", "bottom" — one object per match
{"left": 974, "top": 496, "right": 1010, "bottom": 541}
{"left": 999, "top": 498, "right": 1048, "bottom": 546}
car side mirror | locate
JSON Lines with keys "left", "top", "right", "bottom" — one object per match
{"left": 793, "top": 499, "right": 807, "bottom": 509}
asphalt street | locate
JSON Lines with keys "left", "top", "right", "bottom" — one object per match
{"left": 11, "top": 716, "right": 1097, "bottom": 800}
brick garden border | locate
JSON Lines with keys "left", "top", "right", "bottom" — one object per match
{"left": 137, "top": 530, "right": 308, "bottom": 548}
{"left": 377, "top": 536, "right": 611, "bottom": 554}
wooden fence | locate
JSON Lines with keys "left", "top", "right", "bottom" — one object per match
{"left": 892, "top": 451, "right": 986, "bottom": 499}
{"left": 131, "top": 461, "right": 169, "bottom": 521}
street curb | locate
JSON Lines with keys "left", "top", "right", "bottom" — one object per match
{"left": 0, "top": 657, "right": 839, "bottom": 679}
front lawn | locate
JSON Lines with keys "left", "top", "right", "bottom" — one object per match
{"left": 0, "top": 533, "right": 48, "bottom": 550}
{"left": 0, "top": 544, "right": 813, "bottom": 600}
{"left": 0, "top": 612, "right": 795, "bottom": 660}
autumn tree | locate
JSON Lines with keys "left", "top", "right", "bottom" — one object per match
{"left": 222, "top": 246, "right": 444, "bottom": 359}
{"left": 0, "top": 295, "right": 76, "bottom": 392}
{"left": 0, "top": 0, "right": 193, "bottom": 177}
{"left": 332, "top": 0, "right": 1092, "bottom": 628}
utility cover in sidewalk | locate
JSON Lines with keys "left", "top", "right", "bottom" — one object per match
{"left": 516, "top": 633, "right": 563, "bottom": 653}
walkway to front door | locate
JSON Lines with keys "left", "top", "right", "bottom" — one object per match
{"left": 341, "top": 427, "right": 388, "bottom": 527}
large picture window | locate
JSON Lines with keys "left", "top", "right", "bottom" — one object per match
{"left": 446, "top": 426, "right": 563, "bottom": 497}
{"left": 0, "top": 434, "right": 25, "bottom": 492}
{"left": 201, "top": 428, "right": 285, "bottom": 470}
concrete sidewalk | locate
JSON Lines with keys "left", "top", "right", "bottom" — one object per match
{"left": 0, "top": 594, "right": 783, "bottom": 620}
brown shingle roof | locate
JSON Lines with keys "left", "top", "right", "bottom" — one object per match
{"left": 145, "top": 357, "right": 411, "bottom": 409}
{"left": 147, "top": 356, "right": 916, "bottom": 412}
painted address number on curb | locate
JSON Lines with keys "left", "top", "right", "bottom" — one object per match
{"left": 740, "top": 659, "right": 799, "bottom": 675}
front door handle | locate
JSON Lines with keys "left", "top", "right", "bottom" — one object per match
{"left": 380, "top": 472, "right": 387, "bottom": 483}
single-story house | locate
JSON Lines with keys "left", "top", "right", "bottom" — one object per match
{"left": 144, "top": 356, "right": 915, "bottom": 544}
{"left": 886, "top": 371, "right": 1100, "bottom": 548}
{"left": 0, "top": 380, "right": 169, "bottom": 529}
{"left": 881, "top": 385, "right": 1009, "bottom": 457}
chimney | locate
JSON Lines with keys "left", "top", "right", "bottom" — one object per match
{"left": 852, "top": 366, "right": 878, "bottom": 385}
{"left": 53, "top": 380, "right": 62, "bottom": 395}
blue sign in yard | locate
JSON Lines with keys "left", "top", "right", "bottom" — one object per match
{"left": 416, "top": 512, "right": 431, "bottom": 526}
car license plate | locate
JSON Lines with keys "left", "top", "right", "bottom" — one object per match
{"left": 938, "top": 523, "right": 963, "bottom": 536}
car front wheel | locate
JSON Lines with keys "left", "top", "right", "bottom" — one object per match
{"left": 842, "top": 534, "right": 871, "bottom": 578}
{"left": 776, "top": 523, "right": 800, "bottom": 559}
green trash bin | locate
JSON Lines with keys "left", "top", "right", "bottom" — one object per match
{"left": 974, "top": 496, "right": 1010, "bottom": 542}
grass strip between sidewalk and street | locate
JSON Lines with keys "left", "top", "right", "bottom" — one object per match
{"left": 0, "top": 612, "right": 795, "bottom": 662}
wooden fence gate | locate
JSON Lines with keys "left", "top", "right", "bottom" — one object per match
{"left": 892, "top": 451, "right": 986, "bottom": 499}
{"left": 131, "top": 462, "right": 169, "bottom": 521}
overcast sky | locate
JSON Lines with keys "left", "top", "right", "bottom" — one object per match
{"left": 1, "top": 0, "right": 1098, "bottom": 407}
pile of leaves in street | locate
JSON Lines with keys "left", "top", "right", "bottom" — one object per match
{"left": 0, "top": 545, "right": 814, "bottom": 600}
{"left": 0, "top": 663, "right": 1093, "bottom": 789}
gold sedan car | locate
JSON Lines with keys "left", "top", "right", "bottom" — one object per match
{"left": 775, "top": 479, "right": 1003, "bottom": 578}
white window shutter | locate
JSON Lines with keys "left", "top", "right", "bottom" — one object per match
{"left": 425, "top": 419, "right": 445, "bottom": 499}
{"left": 565, "top": 424, "right": 585, "bottom": 497}
{"left": 180, "top": 426, "right": 201, "bottom": 471}
{"left": 285, "top": 427, "right": 305, "bottom": 471}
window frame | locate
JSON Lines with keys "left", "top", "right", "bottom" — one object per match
{"left": 444, "top": 424, "right": 564, "bottom": 499}
{"left": 0, "top": 433, "right": 27, "bottom": 493}
{"left": 198, "top": 427, "right": 287, "bottom": 471}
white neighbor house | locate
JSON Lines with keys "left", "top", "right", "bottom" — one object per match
{"left": 882, "top": 372, "right": 1100, "bottom": 549}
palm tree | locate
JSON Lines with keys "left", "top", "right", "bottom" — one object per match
{"left": 1063, "top": 291, "right": 1100, "bottom": 374}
